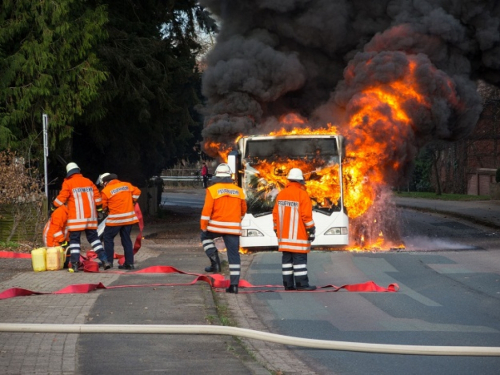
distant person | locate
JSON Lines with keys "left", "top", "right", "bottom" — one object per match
{"left": 43, "top": 204, "right": 70, "bottom": 268}
{"left": 154, "top": 176, "right": 164, "bottom": 207}
{"left": 201, "top": 162, "right": 210, "bottom": 188}
{"left": 98, "top": 173, "right": 141, "bottom": 270}
{"left": 200, "top": 163, "right": 247, "bottom": 293}
{"left": 52, "top": 162, "right": 111, "bottom": 272}
{"left": 272, "top": 168, "right": 316, "bottom": 291}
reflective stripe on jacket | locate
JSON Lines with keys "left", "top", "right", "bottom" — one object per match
{"left": 53, "top": 173, "right": 101, "bottom": 231}
{"left": 101, "top": 179, "right": 141, "bottom": 226}
{"left": 201, "top": 182, "right": 247, "bottom": 235}
{"left": 43, "top": 205, "right": 69, "bottom": 247}
{"left": 272, "top": 182, "right": 315, "bottom": 253}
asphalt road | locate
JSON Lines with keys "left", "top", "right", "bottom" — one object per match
{"left": 238, "top": 211, "right": 500, "bottom": 374}
{"left": 162, "top": 190, "right": 500, "bottom": 375}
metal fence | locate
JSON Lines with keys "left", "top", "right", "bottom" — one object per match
{"left": 157, "top": 169, "right": 203, "bottom": 188}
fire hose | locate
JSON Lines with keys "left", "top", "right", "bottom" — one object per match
{"left": 0, "top": 323, "right": 499, "bottom": 356}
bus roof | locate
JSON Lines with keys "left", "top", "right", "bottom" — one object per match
{"left": 239, "top": 134, "right": 345, "bottom": 159}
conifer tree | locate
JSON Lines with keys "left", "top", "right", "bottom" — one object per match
{"left": 0, "top": 0, "right": 107, "bottom": 161}
{"left": 73, "top": 0, "right": 215, "bottom": 183}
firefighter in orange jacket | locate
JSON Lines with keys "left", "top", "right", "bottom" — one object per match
{"left": 52, "top": 162, "right": 111, "bottom": 272}
{"left": 43, "top": 204, "right": 69, "bottom": 247}
{"left": 272, "top": 168, "right": 316, "bottom": 291}
{"left": 200, "top": 163, "right": 247, "bottom": 293}
{"left": 98, "top": 173, "right": 141, "bottom": 269}
{"left": 43, "top": 204, "right": 70, "bottom": 268}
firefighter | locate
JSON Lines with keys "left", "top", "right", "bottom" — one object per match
{"left": 272, "top": 168, "right": 317, "bottom": 291}
{"left": 43, "top": 204, "right": 70, "bottom": 268}
{"left": 52, "top": 162, "right": 111, "bottom": 272}
{"left": 200, "top": 163, "right": 247, "bottom": 293}
{"left": 98, "top": 173, "right": 141, "bottom": 269}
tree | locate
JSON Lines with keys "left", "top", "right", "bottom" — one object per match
{"left": 0, "top": 0, "right": 108, "bottom": 166}
{"left": 72, "top": 0, "right": 216, "bottom": 185}
{"left": 409, "top": 146, "right": 434, "bottom": 192}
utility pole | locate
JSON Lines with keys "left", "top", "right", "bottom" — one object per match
{"left": 42, "top": 114, "right": 49, "bottom": 200}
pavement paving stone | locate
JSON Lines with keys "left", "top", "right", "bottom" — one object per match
{"left": 0, "top": 220, "right": 273, "bottom": 374}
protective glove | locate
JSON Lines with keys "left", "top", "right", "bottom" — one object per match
{"left": 97, "top": 211, "right": 106, "bottom": 222}
{"left": 60, "top": 241, "right": 68, "bottom": 248}
{"left": 306, "top": 226, "right": 316, "bottom": 242}
{"left": 50, "top": 203, "right": 57, "bottom": 212}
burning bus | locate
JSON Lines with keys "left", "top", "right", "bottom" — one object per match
{"left": 227, "top": 134, "right": 349, "bottom": 250}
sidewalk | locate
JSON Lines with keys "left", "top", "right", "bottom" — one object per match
{"left": 0, "top": 218, "right": 271, "bottom": 374}
{"left": 394, "top": 197, "right": 500, "bottom": 229}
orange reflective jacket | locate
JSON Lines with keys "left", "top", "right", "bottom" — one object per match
{"left": 101, "top": 179, "right": 141, "bottom": 226}
{"left": 201, "top": 182, "right": 247, "bottom": 235}
{"left": 53, "top": 173, "right": 102, "bottom": 231}
{"left": 272, "top": 182, "right": 315, "bottom": 253}
{"left": 43, "top": 205, "right": 69, "bottom": 247}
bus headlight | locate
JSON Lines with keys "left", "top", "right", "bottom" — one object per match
{"left": 241, "top": 229, "right": 264, "bottom": 237}
{"left": 324, "top": 227, "right": 348, "bottom": 235}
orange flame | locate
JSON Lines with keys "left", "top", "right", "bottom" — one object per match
{"left": 341, "top": 58, "right": 431, "bottom": 221}
{"left": 204, "top": 140, "right": 232, "bottom": 162}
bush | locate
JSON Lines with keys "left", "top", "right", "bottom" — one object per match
{"left": 496, "top": 168, "right": 500, "bottom": 183}
{"left": 0, "top": 150, "right": 46, "bottom": 243}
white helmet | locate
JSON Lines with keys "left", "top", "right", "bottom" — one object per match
{"left": 66, "top": 162, "right": 80, "bottom": 177}
{"left": 215, "top": 163, "right": 232, "bottom": 177}
{"left": 287, "top": 168, "right": 304, "bottom": 181}
{"left": 97, "top": 172, "right": 110, "bottom": 186}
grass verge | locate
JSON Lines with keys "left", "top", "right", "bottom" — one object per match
{"left": 395, "top": 191, "right": 490, "bottom": 201}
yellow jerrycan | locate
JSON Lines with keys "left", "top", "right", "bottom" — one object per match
{"left": 59, "top": 246, "right": 67, "bottom": 266}
{"left": 46, "top": 246, "right": 63, "bottom": 271}
{"left": 31, "top": 247, "right": 47, "bottom": 272}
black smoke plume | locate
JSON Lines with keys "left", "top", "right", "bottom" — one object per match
{"left": 198, "top": 1, "right": 500, "bottom": 249}
{"left": 199, "top": 0, "right": 499, "bottom": 166}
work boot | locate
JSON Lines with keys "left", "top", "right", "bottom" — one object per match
{"left": 226, "top": 285, "right": 238, "bottom": 294}
{"left": 70, "top": 262, "right": 79, "bottom": 273}
{"left": 284, "top": 281, "right": 295, "bottom": 291}
{"left": 96, "top": 250, "right": 111, "bottom": 270}
{"left": 204, "top": 252, "right": 221, "bottom": 273}
{"left": 118, "top": 263, "right": 135, "bottom": 270}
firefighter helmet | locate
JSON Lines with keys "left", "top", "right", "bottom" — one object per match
{"left": 97, "top": 173, "right": 111, "bottom": 186}
{"left": 287, "top": 168, "right": 304, "bottom": 181}
{"left": 102, "top": 173, "right": 117, "bottom": 183}
{"left": 214, "top": 163, "right": 232, "bottom": 177}
{"left": 66, "top": 162, "right": 80, "bottom": 177}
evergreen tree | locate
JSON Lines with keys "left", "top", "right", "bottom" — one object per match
{"left": 73, "top": 0, "right": 215, "bottom": 184}
{"left": 0, "top": 0, "right": 108, "bottom": 163}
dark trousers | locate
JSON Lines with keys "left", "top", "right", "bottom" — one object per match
{"left": 69, "top": 229, "right": 105, "bottom": 264}
{"left": 281, "top": 252, "right": 310, "bottom": 288}
{"left": 202, "top": 175, "right": 209, "bottom": 188}
{"left": 201, "top": 231, "right": 241, "bottom": 285}
{"left": 103, "top": 224, "right": 133, "bottom": 266}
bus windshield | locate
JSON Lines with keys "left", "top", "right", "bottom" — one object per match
{"left": 242, "top": 137, "right": 343, "bottom": 216}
